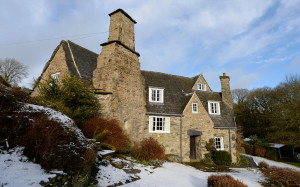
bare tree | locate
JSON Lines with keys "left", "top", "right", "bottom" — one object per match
{"left": 231, "top": 88, "right": 249, "bottom": 104}
{"left": 0, "top": 58, "right": 28, "bottom": 86}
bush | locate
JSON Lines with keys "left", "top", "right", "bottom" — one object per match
{"left": 131, "top": 137, "right": 165, "bottom": 161}
{"left": 37, "top": 75, "right": 100, "bottom": 124}
{"left": 254, "top": 146, "right": 266, "bottom": 157}
{"left": 207, "top": 175, "right": 248, "bottom": 187}
{"left": 82, "top": 117, "right": 130, "bottom": 153}
{"left": 242, "top": 143, "right": 253, "bottom": 155}
{"left": 239, "top": 156, "right": 249, "bottom": 167}
{"left": 258, "top": 161, "right": 269, "bottom": 170}
{"left": 20, "top": 114, "right": 97, "bottom": 169}
{"left": 259, "top": 164, "right": 300, "bottom": 186}
{"left": 213, "top": 151, "right": 232, "bottom": 166}
{"left": 265, "top": 148, "right": 278, "bottom": 161}
{"left": 0, "top": 85, "right": 39, "bottom": 145}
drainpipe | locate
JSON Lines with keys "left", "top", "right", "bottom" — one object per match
{"left": 229, "top": 129, "right": 232, "bottom": 156}
{"left": 180, "top": 115, "right": 183, "bottom": 162}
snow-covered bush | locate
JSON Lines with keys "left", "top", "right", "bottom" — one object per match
{"left": 20, "top": 113, "right": 97, "bottom": 169}
{"left": 0, "top": 85, "right": 97, "bottom": 169}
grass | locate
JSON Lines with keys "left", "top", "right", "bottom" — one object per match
{"left": 281, "top": 161, "right": 300, "bottom": 168}
{"left": 184, "top": 162, "right": 232, "bottom": 172}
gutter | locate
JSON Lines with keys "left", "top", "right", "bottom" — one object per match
{"left": 146, "top": 112, "right": 184, "bottom": 117}
{"left": 180, "top": 116, "right": 183, "bottom": 162}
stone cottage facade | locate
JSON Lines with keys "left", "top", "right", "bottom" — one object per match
{"left": 33, "top": 9, "right": 237, "bottom": 163}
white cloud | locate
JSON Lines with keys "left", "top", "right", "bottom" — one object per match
{"left": 0, "top": 0, "right": 300, "bottom": 89}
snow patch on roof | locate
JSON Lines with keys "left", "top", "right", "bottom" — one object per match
{"left": 269, "top": 143, "right": 285, "bottom": 149}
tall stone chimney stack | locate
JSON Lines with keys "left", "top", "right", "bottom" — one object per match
{"left": 93, "top": 9, "right": 146, "bottom": 141}
{"left": 107, "top": 9, "right": 136, "bottom": 51}
{"left": 220, "top": 73, "right": 233, "bottom": 108}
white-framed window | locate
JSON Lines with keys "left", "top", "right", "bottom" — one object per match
{"left": 208, "top": 101, "right": 220, "bottom": 115}
{"left": 198, "top": 83, "right": 206, "bottom": 91}
{"left": 51, "top": 72, "right": 60, "bottom": 82}
{"left": 215, "top": 137, "right": 224, "bottom": 150}
{"left": 149, "top": 116, "right": 170, "bottom": 133}
{"left": 149, "top": 87, "right": 164, "bottom": 103}
{"left": 192, "top": 103, "right": 198, "bottom": 113}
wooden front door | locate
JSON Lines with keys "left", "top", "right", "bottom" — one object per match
{"left": 190, "top": 136, "right": 196, "bottom": 160}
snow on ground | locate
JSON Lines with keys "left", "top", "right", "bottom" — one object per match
{"left": 243, "top": 154, "right": 300, "bottom": 172}
{"left": 121, "top": 162, "right": 264, "bottom": 187}
{"left": 97, "top": 154, "right": 300, "bottom": 187}
{"left": 97, "top": 156, "right": 154, "bottom": 187}
{"left": 0, "top": 147, "right": 56, "bottom": 187}
{"left": 99, "top": 150, "right": 115, "bottom": 156}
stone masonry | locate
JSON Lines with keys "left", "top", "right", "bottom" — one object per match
{"left": 33, "top": 9, "right": 238, "bottom": 163}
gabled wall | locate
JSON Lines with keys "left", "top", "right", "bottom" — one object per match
{"left": 31, "top": 44, "right": 76, "bottom": 96}
{"left": 192, "top": 74, "right": 213, "bottom": 92}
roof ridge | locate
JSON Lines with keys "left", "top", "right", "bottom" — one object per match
{"left": 67, "top": 40, "right": 98, "bottom": 56}
{"left": 141, "top": 70, "right": 195, "bottom": 79}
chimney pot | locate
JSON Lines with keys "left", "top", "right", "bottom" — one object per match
{"left": 223, "top": 73, "right": 226, "bottom": 76}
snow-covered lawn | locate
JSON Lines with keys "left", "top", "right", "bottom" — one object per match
{"left": 121, "top": 162, "right": 264, "bottom": 187}
{"left": 97, "top": 153, "right": 300, "bottom": 187}
{"left": 243, "top": 154, "right": 300, "bottom": 172}
{"left": 0, "top": 147, "right": 56, "bottom": 187}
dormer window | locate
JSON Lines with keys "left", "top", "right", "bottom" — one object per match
{"left": 149, "top": 87, "right": 164, "bottom": 103}
{"left": 208, "top": 101, "right": 220, "bottom": 115}
{"left": 198, "top": 83, "right": 206, "bottom": 91}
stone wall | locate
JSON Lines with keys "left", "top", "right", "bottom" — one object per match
{"left": 31, "top": 44, "right": 73, "bottom": 97}
{"left": 108, "top": 10, "right": 136, "bottom": 51}
{"left": 93, "top": 11, "right": 146, "bottom": 141}
{"left": 220, "top": 74, "right": 233, "bottom": 108}
{"left": 143, "top": 93, "right": 237, "bottom": 163}
{"left": 192, "top": 74, "right": 213, "bottom": 92}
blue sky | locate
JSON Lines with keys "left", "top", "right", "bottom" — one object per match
{"left": 0, "top": 0, "right": 299, "bottom": 91}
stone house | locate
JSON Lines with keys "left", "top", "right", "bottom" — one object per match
{"left": 33, "top": 9, "right": 237, "bottom": 162}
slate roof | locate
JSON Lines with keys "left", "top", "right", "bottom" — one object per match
{"left": 196, "top": 92, "right": 235, "bottom": 128}
{"left": 142, "top": 70, "right": 235, "bottom": 128}
{"left": 141, "top": 71, "right": 195, "bottom": 114}
{"left": 67, "top": 41, "right": 98, "bottom": 79}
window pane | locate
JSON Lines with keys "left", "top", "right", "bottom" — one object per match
{"left": 153, "top": 117, "right": 156, "bottom": 131}
{"left": 156, "top": 90, "right": 160, "bottom": 101}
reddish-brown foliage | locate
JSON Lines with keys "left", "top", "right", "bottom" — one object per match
{"left": 242, "top": 143, "right": 254, "bottom": 155}
{"left": 131, "top": 137, "right": 165, "bottom": 161}
{"left": 82, "top": 117, "right": 130, "bottom": 152}
{"left": 21, "top": 115, "right": 97, "bottom": 169}
{"left": 259, "top": 162, "right": 300, "bottom": 186}
{"left": 207, "top": 175, "right": 248, "bottom": 187}
{"left": 254, "top": 146, "right": 266, "bottom": 157}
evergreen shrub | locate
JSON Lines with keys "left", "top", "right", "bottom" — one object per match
{"left": 265, "top": 148, "right": 278, "bottom": 161}
{"left": 37, "top": 75, "right": 100, "bottom": 124}
{"left": 213, "top": 151, "right": 232, "bottom": 166}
